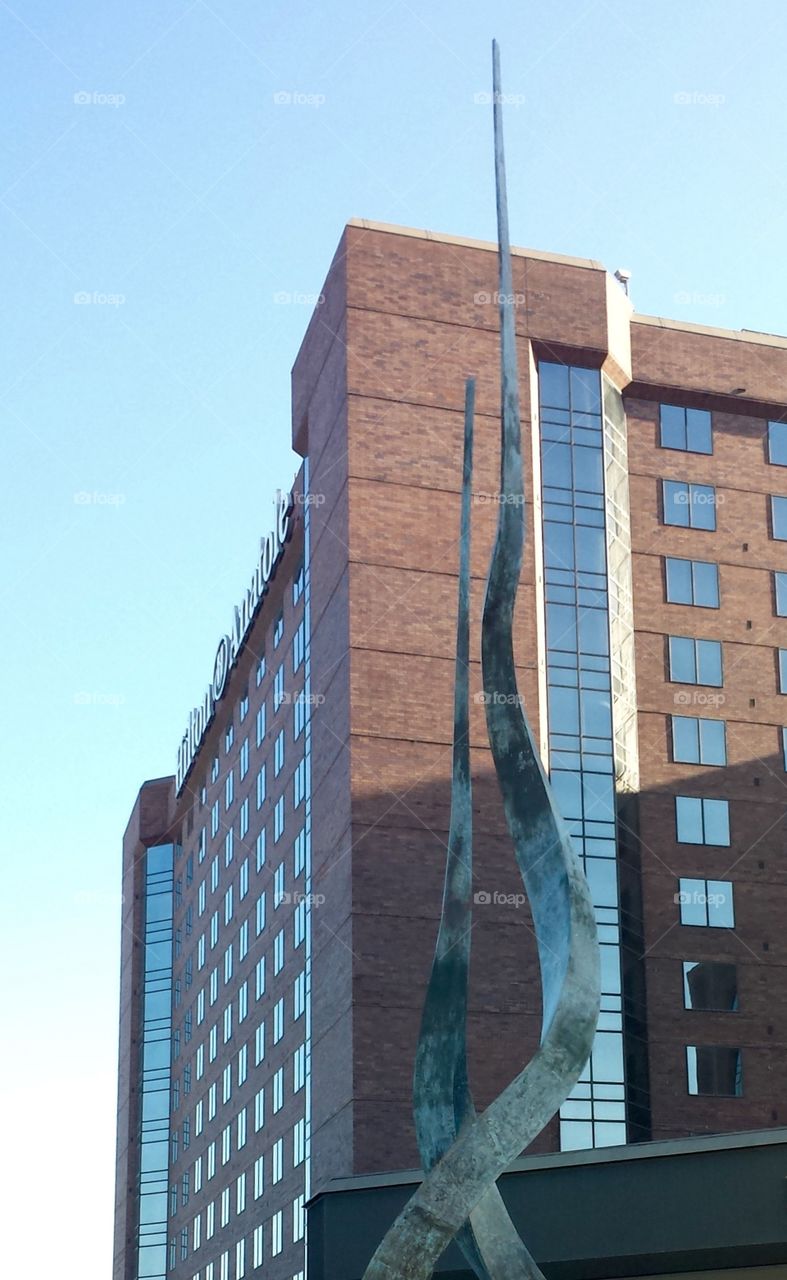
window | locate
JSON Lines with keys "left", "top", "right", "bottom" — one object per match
{"left": 782, "top": 726, "right": 787, "bottom": 770}
{"left": 211, "top": 755, "right": 220, "bottom": 783}
{"left": 293, "top": 757, "right": 306, "bottom": 808}
{"left": 253, "top": 1156, "right": 265, "bottom": 1200}
{"left": 256, "top": 765, "right": 267, "bottom": 810}
{"left": 274, "top": 612, "right": 284, "bottom": 647}
{"left": 180, "top": 1227, "right": 188, "bottom": 1261}
{"left": 196, "top": 1044, "right": 204, "bottom": 1079}
{"left": 207, "top": 1142, "right": 215, "bottom": 1180}
{"left": 224, "top": 885, "right": 234, "bottom": 926}
{"left": 768, "top": 420, "right": 787, "bottom": 465}
{"left": 272, "top": 1139, "right": 283, "bottom": 1184}
{"left": 779, "top": 650, "right": 787, "bottom": 694}
{"left": 208, "top": 1081, "right": 217, "bottom": 1120}
{"left": 209, "top": 1024, "right": 217, "bottom": 1061}
{"left": 668, "top": 636, "right": 722, "bottom": 686}
{"left": 294, "top": 900, "right": 305, "bottom": 949}
{"left": 292, "top": 1193, "right": 305, "bottom": 1243}
{"left": 206, "top": 1201, "right": 215, "bottom": 1239}
{"left": 239, "top": 857, "right": 249, "bottom": 900}
{"left": 775, "top": 572, "right": 787, "bottom": 616}
{"left": 273, "top": 997, "right": 285, "bottom": 1043}
{"left": 256, "top": 702, "right": 266, "bottom": 747}
{"left": 293, "top": 562, "right": 305, "bottom": 604}
{"left": 272, "top": 1209, "right": 283, "bottom": 1257}
{"left": 220, "top": 1186, "right": 231, "bottom": 1228}
{"left": 770, "top": 495, "right": 787, "bottom": 540}
{"left": 293, "top": 619, "right": 305, "bottom": 672}
{"left": 238, "top": 1042, "right": 248, "bottom": 1084}
{"left": 662, "top": 480, "right": 717, "bottom": 530}
{"left": 222, "top": 1063, "right": 232, "bottom": 1103}
{"left": 224, "top": 769, "right": 234, "bottom": 810}
{"left": 198, "top": 827, "right": 206, "bottom": 862}
{"left": 198, "top": 880, "right": 207, "bottom": 915}
{"left": 294, "top": 970, "right": 305, "bottom": 1020}
{"left": 255, "top": 1086, "right": 265, "bottom": 1131}
{"left": 240, "top": 690, "right": 249, "bottom": 721}
{"left": 210, "top": 910, "right": 219, "bottom": 948}
{"left": 210, "top": 967, "right": 219, "bottom": 1005}
{"left": 274, "top": 929, "right": 285, "bottom": 975}
{"left": 211, "top": 799, "right": 219, "bottom": 838}
{"left": 671, "top": 715, "right": 726, "bottom": 765}
{"left": 294, "top": 1043, "right": 306, "bottom": 1093}
{"left": 194, "top": 1155, "right": 203, "bottom": 1193}
{"left": 683, "top": 961, "right": 738, "bottom": 1011}
{"left": 665, "top": 557, "right": 719, "bottom": 608}
{"left": 273, "top": 1067, "right": 284, "bottom": 1113}
{"left": 223, "top": 1004, "right": 232, "bottom": 1043}
{"left": 274, "top": 795, "right": 285, "bottom": 842}
{"left": 239, "top": 738, "right": 249, "bottom": 779}
{"left": 239, "top": 981, "right": 248, "bottom": 1022}
{"left": 675, "top": 796, "right": 730, "bottom": 845}
{"left": 256, "top": 891, "right": 266, "bottom": 936}
{"left": 237, "top": 1107, "right": 247, "bottom": 1149}
{"left": 197, "top": 934, "right": 206, "bottom": 969}
{"left": 274, "top": 862, "right": 285, "bottom": 907}
{"left": 256, "top": 655, "right": 266, "bottom": 686}
{"left": 210, "top": 855, "right": 220, "bottom": 892}
{"left": 253, "top": 1226, "right": 264, "bottom": 1268}
{"left": 239, "top": 917, "right": 249, "bottom": 959}
{"left": 255, "top": 955, "right": 266, "bottom": 1000}
{"left": 236, "top": 1238, "right": 246, "bottom": 1280}
{"left": 274, "top": 664, "right": 285, "bottom": 711}
{"left": 240, "top": 797, "right": 249, "bottom": 839}
{"left": 256, "top": 827, "right": 266, "bottom": 871}
{"left": 294, "top": 828, "right": 306, "bottom": 877}
{"left": 274, "top": 729, "right": 285, "bottom": 776}
{"left": 686, "top": 1045, "right": 742, "bottom": 1096}
{"left": 294, "top": 690, "right": 306, "bottom": 739}
{"left": 293, "top": 1117, "right": 305, "bottom": 1166}
{"left": 255, "top": 1020, "right": 266, "bottom": 1065}
{"left": 678, "top": 877, "right": 735, "bottom": 927}
{"left": 225, "top": 723, "right": 234, "bottom": 753}
{"left": 192, "top": 1212, "right": 201, "bottom": 1251}
{"left": 660, "top": 404, "right": 712, "bottom": 454}
{"left": 195, "top": 1100, "right": 204, "bottom": 1135}
{"left": 221, "top": 1124, "right": 231, "bottom": 1165}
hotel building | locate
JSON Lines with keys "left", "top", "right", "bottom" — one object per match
{"left": 113, "top": 220, "right": 787, "bottom": 1280}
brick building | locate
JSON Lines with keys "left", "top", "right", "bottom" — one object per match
{"left": 113, "top": 220, "right": 787, "bottom": 1280}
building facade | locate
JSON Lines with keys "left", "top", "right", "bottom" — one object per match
{"left": 113, "top": 221, "right": 787, "bottom": 1280}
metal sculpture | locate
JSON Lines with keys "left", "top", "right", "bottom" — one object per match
{"left": 361, "top": 40, "right": 601, "bottom": 1280}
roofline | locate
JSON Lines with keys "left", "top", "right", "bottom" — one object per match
{"left": 345, "top": 219, "right": 787, "bottom": 349}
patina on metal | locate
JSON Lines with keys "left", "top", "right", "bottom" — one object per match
{"left": 361, "top": 40, "right": 601, "bottom": 1280}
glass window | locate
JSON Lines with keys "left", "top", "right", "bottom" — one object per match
{"left": 671, "top": 715, "right": 726, "bottom": 765}
{"left": 686, "top": 1045, "right": 742, "bottom": 1096}
{"left": 775, "top": 572, "right": 787, "bottom": 616}
{"left": 665, "top": 557, "right": 719, "bottom": 608}
{"left": 274, "top": 729, "right": 285, "bottom": 776}
{"left": 768, "top": 420, "right": 787, "bottom": 465}
{"left": 274, "top": 665, "right": 285, "bottom": 711}
{"left": 239, "top": 738, "right": 249, "bottom": 779}
{"left": 662, "top": 480, "right": 717, "bottom": 530}
{"left": 274, "top": 795, "right": 285, "bottom": 842}
{"left": 771, "top": 495, "right": 787, "bottom": 540}
{"left": 678, "top": 877, "right": 735, "bottom": 927}
{"left": 660, "top": 404, "right": 712, "bottom": 454}
{"left": 675, "top": 796, "right": 730, "bottom": 845}
{"left": 782, "top": 726, "right": 787, "bottom": 770}
{"left": 668, "top": 636, "right": 723, "bottom": 686}
{"left": 683, "top": 961, "right": 738, "bottom": 1011}
{"left": 255, "top": 655, "right": 266, "bottom": 686}
{"left": 274, "top": 613, "right": 284, "bottom": 648}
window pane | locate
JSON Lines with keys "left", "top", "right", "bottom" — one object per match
{"left": 540, "top": 362, "right": 570, "bottom": 409}
{"left": 683, "top": 961, "right": 738, "bottom": 1011}
{"left": 775, "top": 572, "right": 787, "bottom": 616}
{"left": 707, "top": 878, "right": 734, "bottom": 926}
{"left": 678, "top": 877, "right": 707, "bottom": 924}
{"left": 692, "top": 560, "right": 719, "bottom": 608}
{"left": 687, "top": 1045, "right": 742, "bottom": 1096}
{"left": 663, "top": 480, "right": 690, "bottom": 527}
{"left": 772, "top": 495, "right": 787, "bottom": 540}
{"left": 673, "top": 716, "right": 699, "bottom": 763}
{"left": 660, "top": 404, "right": 686, "bottom": 450}
{"left": 690, "top": 484, "right": 716, "bottom": 530}
{"left": 676, "top": 797, "right": 703, "bottom": 844}
{"left": 702, "top": 799, "right": 730, "bottom": 846}
{"left": 685, "top": 409, "right": 712, "bottom": 454}
{"left": 699, "top": 718, "right": 726, "bottom": 765}
{"left": 669, "top": 636, "right": 696, "bottom": 683}
{"left": 696, "top": 639, "right": 723, "bottom": 686}
{"left": 768, "top": 421, "right": 787, "bottom": 466}
{"left": 666, "top": 558, "right": 693, "bottom": 604}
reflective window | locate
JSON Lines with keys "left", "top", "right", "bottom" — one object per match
{"left": 675, "top": 796, "right": 730, "bottom": 845}
{"left": 768, "top": 420, "right": 787, "bottom": 465}
{"left": 660, "top": 404, "right": 712, "bottom": 454}
{"left": 671, "top": 715, "right": 726, "bottom": 765}
{"left": 779, "top": 650, "right": 787, "bottom": 694}
{"left": 683, "top": 961, "right": 738, "bottom": 1011}
{"left": 662, "top": 480, "right": 717, "bottom": 530}
{"left": 668, "top": 636, "right": 722, "bottom": 686}
{"left": 775, "top": 572, "right": 787, "bottom": 616}
{"left": 686, "top": 1045, "right": 742, "bottom": 1096}
{"left": 678, "top": 877, "right": 735, "bottom": 927}
{"left": 273, "top": 612, "right": 284, "bottom": 648}
{"left": 665, "top": 557, "right": 719, "bottom": 607}
{"left": 782, "top": 726, "right": 787, "bottom": 770}
{"left": 771, "top": 495, "right": 787, "bottom": 540}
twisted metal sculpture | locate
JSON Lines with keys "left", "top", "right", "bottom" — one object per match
{"left": 361, "top": 41, "right": 601, "bottom": 1280}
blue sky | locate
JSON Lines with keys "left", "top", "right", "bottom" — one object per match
{"left": 3, "top": 0, "right": 787, "bottom": 1274}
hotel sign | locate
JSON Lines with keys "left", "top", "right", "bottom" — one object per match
{"left": 176, "top": 489, "right": 294, "bottom": 794}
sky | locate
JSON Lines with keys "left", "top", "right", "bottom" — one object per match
{"left": 3, "top": 1, "right": 787, "bottom": 1275}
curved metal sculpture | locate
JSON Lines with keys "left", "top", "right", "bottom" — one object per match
{"left": 361, "top": 41, "right": 601, "bottom": 1280}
